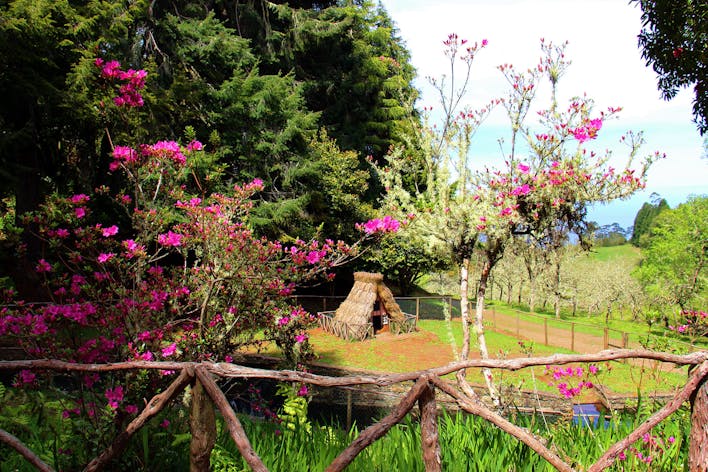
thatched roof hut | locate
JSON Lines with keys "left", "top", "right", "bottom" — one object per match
{"left": 319, "top": 272, "right": 415, "bottom": 341}
{"left": 334, "top": 272, "right": 404, "bottom": 325}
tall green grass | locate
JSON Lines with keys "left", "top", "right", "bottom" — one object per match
{"left": 211, "top": 409, "right": 690, "bottom": 471}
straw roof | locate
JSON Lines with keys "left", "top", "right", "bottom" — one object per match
{"left": 333, "top": 272, "right": 404, "bottom": 326}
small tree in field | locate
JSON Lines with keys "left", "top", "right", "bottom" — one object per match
{"left": 378, "top": 37, "right": 656, "bottom": 406}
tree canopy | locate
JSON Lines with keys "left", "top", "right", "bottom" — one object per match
{"left": 637, "top": 195, "right": 707, "bottom": 314}
{"left": 0, "top": 0, "right": 421, "bottom": 289}
{"left": 632, "top": 0, "right": 708, "bottom": 135}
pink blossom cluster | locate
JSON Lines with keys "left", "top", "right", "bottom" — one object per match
{"left": 545, "top": 364, "right": 598, "bottom": 399}
{"left": 94, "top": 58, "right": 146, "bottom": 107}
{"left": 669, "top": 309, "right": 708, "bottom": 337}
{"left": 357, "top": 216, "right": 400, "bottom": 234}
{"left": 571, "top": 118, "right": 602, "bottom": 143}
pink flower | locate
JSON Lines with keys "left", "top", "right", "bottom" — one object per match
{"left": 35, "top": 259, "right": 52, "bottom": 273}
{"left": 306, "top": 250, "right": 323, "bottom": 264}
{"left": 589, "top": 364, "right": 598, "bottom": 374}
{"left": 70, "top": 194, "right": 90, "bottom": 204}
{"left": 297, "top": 385, "right": 309, "bottom": 396}
{"left": 97, "top": 253, "right": 115, "bottom": 264}
{"left": 516, "top": 163, "right": 530, "bottom": 173}
{"left": 482, "top": 39, "right": 488, "bottom": 47}
{"left": 510, "top": 184, "right": 531, "bottom": 196}
{"left": 105, "top": 385, "right": 124, "bottom": 409}
{"left": 295, "top": 333, "right": 308, "bottom": 343}
{"left": 125, "top": 404, "right": 139, "bottom": 415}
{"left": 186, "top": 140, "right": 203, "bottom": 151}
{"left": 160, "top": 419, "right": 170, "bottom": 429}
{"left": 17, "top": 370, "right": 36, "bottom": 385}
{"left": 161, "top": 342, "right": 177, "bottom": 357}
{"left": 359, "top": 216, "right": 400, "bottom": 234}
{"left": 75, "top": 207, "right": 86, "bottom": 219}
{"left": 224, "top": 355, "right": 233, "bottom": 363}
{"left": 157, "top": 231, "right": 183, "bottom": 247}
{"left": 101, "top": 60, "right": 121, "bottom": 79}
{"left": 102, "top": 225, "right": 119, "bottom": 237}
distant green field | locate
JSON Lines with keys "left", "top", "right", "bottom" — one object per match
{"left": 590, "top": 244, "right": 641, "bottom": 263}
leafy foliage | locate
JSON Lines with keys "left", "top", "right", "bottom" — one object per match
{"left": 632, "top": 0, "right": 708, "bottom": 134}
{"left": 636, "top": 195, "right": 707, "bottom": 315}
{"left": 630, "top": 195, "right": 670, "bottom": 247}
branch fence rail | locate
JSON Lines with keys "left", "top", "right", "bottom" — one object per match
{"left": 2, "top": 350, "right": 708, "bottom": 471}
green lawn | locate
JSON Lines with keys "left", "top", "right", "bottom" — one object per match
{"left": 296, "top": 319, "right": 688, "bottom": 396}
{"left": 590, "top": 244, "right": 642, "bottom": 263}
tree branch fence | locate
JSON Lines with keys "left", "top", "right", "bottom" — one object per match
{"left": 1, "top": 349, "right": 708, "bottom": 471}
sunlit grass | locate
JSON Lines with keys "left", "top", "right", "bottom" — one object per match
{"left": 291, "top": 319, "right": 687, "bottom": 396}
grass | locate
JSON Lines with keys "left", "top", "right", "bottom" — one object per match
{"left": 210, "top": 410, "right": 690, "bottom": 472}
{"left": 590, "top": 244, "right": 642, "bottom": 263}
{"left": 261, "top": 318, "right": 689, "bottom": 396}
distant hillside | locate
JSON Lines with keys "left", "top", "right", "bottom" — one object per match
{"left": 590, "top": 244, "right": 641, "bottom": 264}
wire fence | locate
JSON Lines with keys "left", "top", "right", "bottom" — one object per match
{"left": 294, "top": 295, "right": 699, "bottom": 354}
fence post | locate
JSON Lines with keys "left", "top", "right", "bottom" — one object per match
{"left": 416, "top": 297, "right": 420, "bottom": 321}
{"left": 418, "top": 382, "right": 442, "bottom": 471}
{"left": 622, "top": 332, "right": 629, "bottom": 349}
{"left": 323, "top": 297, "right": 327, "bottom": 312}
{"left": 571, "top": 323, "right": 575, "bottom": 351}
{"left": 346, "top": 389, "right": 353, "bottom": 432}
{"left": 603, "top": 328, "right": 609, "bottom": 350}
{"left": 690, "top": 373, "right": 708, "bottom": 470}
{"left": 544, "top": 318, "right": 548, "bottom": 346}
{"left": 190, "top": 378, "right": 217, "bottom": 472}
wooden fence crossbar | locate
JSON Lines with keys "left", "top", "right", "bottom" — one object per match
{"left": 1, "top": 349, "right": 707, "bottom": 472}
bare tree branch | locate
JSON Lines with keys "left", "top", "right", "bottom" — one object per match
{"left": 429, "top": 376, "right": 574, "bottom": 472}
{"left": 587, "top": 360, "right": 708, "bottom": 472}
{"left": 0, "top": 428, "right": 55, "bottom": 472}
{"left": 84, "top": 367, "right": 194, "bottom": 472}
{"left": 325, "top": 376, "right": 430, "bottom": 472}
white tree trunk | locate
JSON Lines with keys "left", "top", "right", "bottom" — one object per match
{"left": 475, "top": 260, "right": 501, "bottom": 408}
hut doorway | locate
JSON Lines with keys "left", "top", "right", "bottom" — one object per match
{"left": 372, "top": 299, "right": 389, "bottom": 333}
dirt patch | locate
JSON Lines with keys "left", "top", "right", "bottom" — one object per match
{"left": 309, "top": 327, "right": 468, "bottom": 373}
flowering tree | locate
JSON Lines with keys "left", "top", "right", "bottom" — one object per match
{"left": 378, "top": 37, "right": 655, "bottom": 406}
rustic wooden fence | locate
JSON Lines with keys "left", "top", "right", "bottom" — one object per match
{"left": 2, "top": 349, "right": 708, "bottom": 471}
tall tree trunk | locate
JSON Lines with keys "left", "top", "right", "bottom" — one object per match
{"left": 553, "top": 259, "right": 562, "bottom": 320}
{"left": 528, "top": 279, "right": 537, "bottom": 313}
{"left": 458, "top": 258, "right": 472, "bottom": 364}
{"left": 517, "top": 281, "right": 523, "bottom": 305}
{"left": 474, "top": 258, "right": 500, "bottom": 407}
{"left": 506, "top": 281, "right": 512, "bottom": 304}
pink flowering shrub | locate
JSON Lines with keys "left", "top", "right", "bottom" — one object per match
{"left": 668, "top": 309, "right": 708, "bottom": 342}
{"left": 2, "top": 138, "right": 376, "bottom": 368}
{"left": 94, "top": 58, "right": 146, "bottom": 107}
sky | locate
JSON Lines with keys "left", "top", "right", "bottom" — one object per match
{"left": 379, "top": 0, "right": 706, "bottom": 229}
